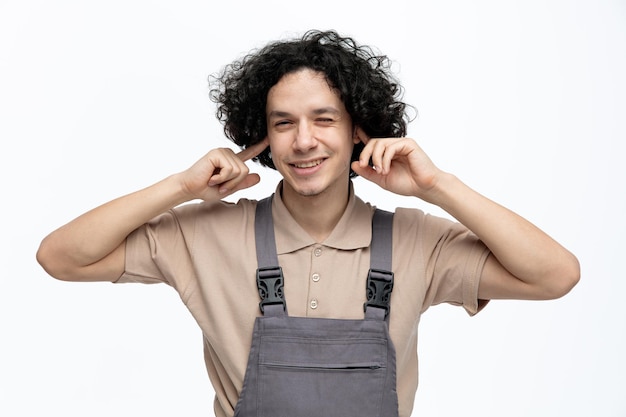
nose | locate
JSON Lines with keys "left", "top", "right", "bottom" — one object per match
{"left": 293, "top": 121, "right": 317, "bottom": 151}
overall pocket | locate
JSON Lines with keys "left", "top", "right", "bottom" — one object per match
{"left": 257, "top": 336, "right": 387, "bottom": 417}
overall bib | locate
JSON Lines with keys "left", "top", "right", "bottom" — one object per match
{"left": 233, "top": 196, "right": 399, "bottom": 417}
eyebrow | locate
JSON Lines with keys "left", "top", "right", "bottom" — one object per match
{"left": 267, "top": 107, "right": 342, "bottom": 119}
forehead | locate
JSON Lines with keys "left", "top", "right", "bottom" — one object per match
{"left": 266, "top": 69, "right": 343, "bottom": 110}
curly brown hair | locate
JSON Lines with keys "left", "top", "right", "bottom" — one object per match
{"left": 209, "top": 30, "right": 410, "bottom": 177}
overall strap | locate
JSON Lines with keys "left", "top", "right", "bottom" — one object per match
{"left": 364, "top": 209, "right": 395, "bottom": 321}
{"left": 254, "top": 195, "right": 394, "bottom": 320}
{"left": 254, "top": 196, "right": 286, "bottom": 317}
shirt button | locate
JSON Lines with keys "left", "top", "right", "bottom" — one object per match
{"left": 312, "top": 273, "right": 320, "bottom": 282}
{"left": 310, "top": 299, "right": 318, "bottom": 309}
{"left": 314, "top": 247, "right": 322, "bottom": 257}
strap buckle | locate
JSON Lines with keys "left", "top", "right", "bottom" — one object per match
{"left": 256, "top": 266, "right": 286, "bottom": 313}
{"left": 363, "top": 268, "right": 394, "bottom": 317}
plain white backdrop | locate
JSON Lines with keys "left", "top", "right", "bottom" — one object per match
{"left": 1, "top": 0, "right": 624, "bottom": 415}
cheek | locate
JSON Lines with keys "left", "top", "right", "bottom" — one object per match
{"left": 266, "top": 138, "right": 286, "bottom": 169}
{"left": 339, "top": 143, "right": 356, "bottom": 170}
{"left": 344, "top": 137, "right": 357, "bottom": 158}
{"left": 268, "top": 132, "right": 295, "bottom": 158}
{"left": 266, "top": 136, "right": 279, "bottom": 158}
{"left": 269, "top": 145, "right": 278, "bottom": 167}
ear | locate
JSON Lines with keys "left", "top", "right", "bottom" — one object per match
{"left": 353, "top": 126, "right": 368, "bottom": 144}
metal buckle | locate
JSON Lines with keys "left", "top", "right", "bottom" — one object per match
{"left": 363, "top": 268, "right": 394, "bottom": 317}
{"left": 256, "top": 266, "right": 286, "bottom": 313}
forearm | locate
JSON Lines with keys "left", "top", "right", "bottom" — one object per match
{"left": 353, "top": 136, "right": 579, "bottom": 299}
{"left": 37, "top": 173, "right": 189, "bottom": 281}
{"left": 38, "top": 142, "right": 269, "bottom": 282}
{"left": 429, "top": 173, "right": 580, "bottom": 298}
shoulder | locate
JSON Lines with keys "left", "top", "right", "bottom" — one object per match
{"left": 137, "top": 198, "right": 259, "bottom": 239}
{"left": 391, "top": 206, "right": 481, "bottom": 256}
{"left": 170, "top": 197, "right": 258, "bottom": 222}
{"left": 393, "top": 206, "right": 466, "bottom": 234}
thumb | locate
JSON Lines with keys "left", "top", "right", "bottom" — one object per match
{"left": 351, "top": 161, "right": 382, "bottom": 184}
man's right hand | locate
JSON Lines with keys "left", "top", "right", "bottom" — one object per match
{"left": 179, "top": 138, "right": 269, "bottom": 202}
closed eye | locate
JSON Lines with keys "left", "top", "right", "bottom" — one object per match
{"left": 274, "top": 120, "right": 293, "bottom": 127}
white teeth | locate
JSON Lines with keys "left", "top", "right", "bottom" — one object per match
{"left": 293, "top": 160, "right": 323, "bottom": 168}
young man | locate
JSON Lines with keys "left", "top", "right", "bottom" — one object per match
{"left": 37, "top": 30, "right": 580, "bottom": 417}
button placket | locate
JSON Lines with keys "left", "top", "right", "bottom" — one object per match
{"left": 308, "top": 246, "right": 324, "bottom": 313}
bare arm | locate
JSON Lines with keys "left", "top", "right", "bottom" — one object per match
{"left": 352, "top": 133, "right": 580, "bottom": 300}
{"left": 37, "top": 140, "right": 269, "bottom": 282}
{"left": 425, "top": 173, "right": 580, "bottom": 300}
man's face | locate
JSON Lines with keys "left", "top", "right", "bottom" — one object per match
{"left": 266, "top": 69, "right": 358, "bottom": 199}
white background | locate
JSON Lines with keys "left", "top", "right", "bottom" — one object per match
{"left": 1, "top": 0, "right": 624, "bottom": 416}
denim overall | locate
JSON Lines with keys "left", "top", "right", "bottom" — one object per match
{"left": 233, "top": 196, "right": 399, "bottom": 417}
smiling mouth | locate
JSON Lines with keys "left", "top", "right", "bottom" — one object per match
{"left": 291, "top": 159, "right": 324, "bottom": 169}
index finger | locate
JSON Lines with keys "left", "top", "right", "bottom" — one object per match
{"left": 237, "top": 138, "right": 269, "bottom": 162}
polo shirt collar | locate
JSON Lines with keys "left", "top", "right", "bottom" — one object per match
{"left": 271, "top": 181, "right": 373, "bottom": 254}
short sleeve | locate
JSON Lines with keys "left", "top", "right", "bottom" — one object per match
{"left": 116, "top": 205, "right": 198, "bottom": 295}
{"left": 395, "top": 208, "right": 491, "bottom": 316}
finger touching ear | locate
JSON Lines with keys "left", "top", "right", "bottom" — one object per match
{"left": 238, "top": 137, "right": 269, "bottom": 162}
{"left": 351, "top": 160, "right": 377, "bottom": 181}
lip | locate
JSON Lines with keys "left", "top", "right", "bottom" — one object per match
{"left": 288, "top": 158, "right": 326, "bottom": 175}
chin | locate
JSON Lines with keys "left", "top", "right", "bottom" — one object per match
{"left": 293, "top": 186, "right": 324, "bottom": 197}
{"left": 284, "top": 180, "right": 326, "bottom": 198}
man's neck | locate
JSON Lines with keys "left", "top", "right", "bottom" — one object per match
{"left": 280, "top": 180, "right": 351, "bottom": 243}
